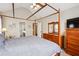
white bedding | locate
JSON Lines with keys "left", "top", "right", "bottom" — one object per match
{"left": 0, "top": 36, "right": 61, "bottom": 56}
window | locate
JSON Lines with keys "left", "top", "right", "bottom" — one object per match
{"left": 0, "top": 16, "right": 2, "bottom": 34}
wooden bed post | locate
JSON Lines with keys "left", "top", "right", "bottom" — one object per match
{"left": 58, "top": 9, "right": 61, "bottom": 47}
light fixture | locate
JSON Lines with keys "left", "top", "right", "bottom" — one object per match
{"left": 30, "top": 5, "right": 34, "bottom": 8}
{"left": 30, "top": 3, "right": 44, "bottom": 9}
{"left": 2, "top": 28, "right": 7, "bottom": 32}
{"left": 30, "top": 3, "right": 36, "bottom": 9}
{"left": 36, "top": 4, "right": 41, "bottom": 8}
{"left": 2, "top": 28, "right": 7, "bottom": 38}
{"left": 22, "top": 30, "right": 26, "bottom": 33}
{"left": 22, "top": 30, "right": 26, "bottom": 37}
{"left": 33, "top": 3, "right": 36, "bottom": 6}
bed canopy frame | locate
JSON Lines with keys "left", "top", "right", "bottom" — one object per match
{"left": 0, "top": 3, "right": 61, "bottom": 47}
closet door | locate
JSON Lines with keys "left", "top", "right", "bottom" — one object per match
{"left": 19, "top": 22, "right": 26, "bottom": 37}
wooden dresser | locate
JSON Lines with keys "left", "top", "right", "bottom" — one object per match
{"left": 65, "top": 28, "right": 79, "bottom": 56}
{"left": 43, "top": 33, "right": 59, "bottom": 44}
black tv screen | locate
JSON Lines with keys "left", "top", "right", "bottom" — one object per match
{"left": 67, "top": 17, "right": 79, "bottom": 28}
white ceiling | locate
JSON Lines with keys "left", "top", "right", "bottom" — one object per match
{"left": 0, "top": 3, "right": 79, "bottom": 12}
{"left": 49, "top": 3, "right": 79, "bottom": 11}
{"left": 0, "top": 3, "right": 79, "bottom": 20}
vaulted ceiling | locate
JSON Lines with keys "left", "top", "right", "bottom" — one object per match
{"left": 0, "top": 3, "right": 79, "bottom": 20}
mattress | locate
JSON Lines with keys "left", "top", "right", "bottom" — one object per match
{"left": 0, "top": 36, "right": 61, "bottom": 56}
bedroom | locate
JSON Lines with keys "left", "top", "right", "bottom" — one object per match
{"left": 0, "top": 3, "right": 79, "bottom": 56}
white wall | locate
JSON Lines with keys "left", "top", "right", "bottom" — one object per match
{"left": 60, "top": 5, "right": 79, "bottom": 35}
{"left": 3, "top": 17, "right": 34, "bottom": 38}
{"left": 39, "top": 5, "right": 79, "bottom": 35}
{"left": 2, "top": 7, "right": 34, "bottom": 38}
{"left": 2, "top": 5, "right": 79, "bottom": 38}
{"left": 39, "top": 14, "right": 58, "bottom": 33}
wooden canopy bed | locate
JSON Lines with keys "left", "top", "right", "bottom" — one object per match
{"left": 0, "top": 3, "right": 61, "bottom": 56}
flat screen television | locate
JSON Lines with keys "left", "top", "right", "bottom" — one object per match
{"left": 67, "top": 17, "right": 79, "bottom": 28}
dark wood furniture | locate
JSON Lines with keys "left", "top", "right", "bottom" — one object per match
{"left": 43, "top": 22, "right": 59, "bottom": 45}
{"left": 65, "top": 28, "right": 79, "bottom": 56}
{"left": 43, "top": 33, "right": 59, "bottom": 44}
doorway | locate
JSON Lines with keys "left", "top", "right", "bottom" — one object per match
{"left": 33, "top": 23, "right": 37, "bottom": 36}
{"left": 19, "top": 22, "right": 26, "bottom": 37}
{"left": 37, "top": 22, "right": 42, "bottom": 37}
{"left": 32, "top": 22, "right": 42, "bottom": 37}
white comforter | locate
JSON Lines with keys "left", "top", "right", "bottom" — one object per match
{"left": 0, "top": 36, "right": 61, "bottom": 56}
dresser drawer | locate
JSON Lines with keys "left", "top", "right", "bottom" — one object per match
{"left": 43, "top": 33, "right": 54, "bottom": 41}
{"left": 53, "top": 36, "right": 59, "bottom": 44}
{"left": 48, "top": 34, "right": 54, "bottom": 40}
{"left": 43, "top": 33, "right": 59, "bottom": 44}
{"left": 67, "top": 43, "right": 79, "bottom": 51}
{"left": 67, "top": 35, "right": 79, "bottom": 41}
{"left": 65, "top": 48, "right": 79, "bottom": 56}
{"left": 67, "top": 39, "right": 79, "bottom": 46}
{"left": 67, "top": 33, "right": 79, "bottom": 37}
{"left": 66, "top": 29, "right": 79, "bottom": 55}
{"left": 43, "top": 34, "right": 49, "bottom": 39}
{"left": 66, "top": 44, "right": 79, "bottom": 55}
{"left": 67, "top": 29, "right": 79, "bottom": 33}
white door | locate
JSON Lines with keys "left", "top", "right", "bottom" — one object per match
{"left": 37, "top": 22, "right": 42, "bottom": 37}
{"left": 19, "top": 22, "right": 26, "bottom": 37}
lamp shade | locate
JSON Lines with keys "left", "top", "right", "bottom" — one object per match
{"left": 2, "top": 28, "right": 7, "bottom": 32}
{"left": 22, "top": 30, "right": 26, "bottom": 33}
